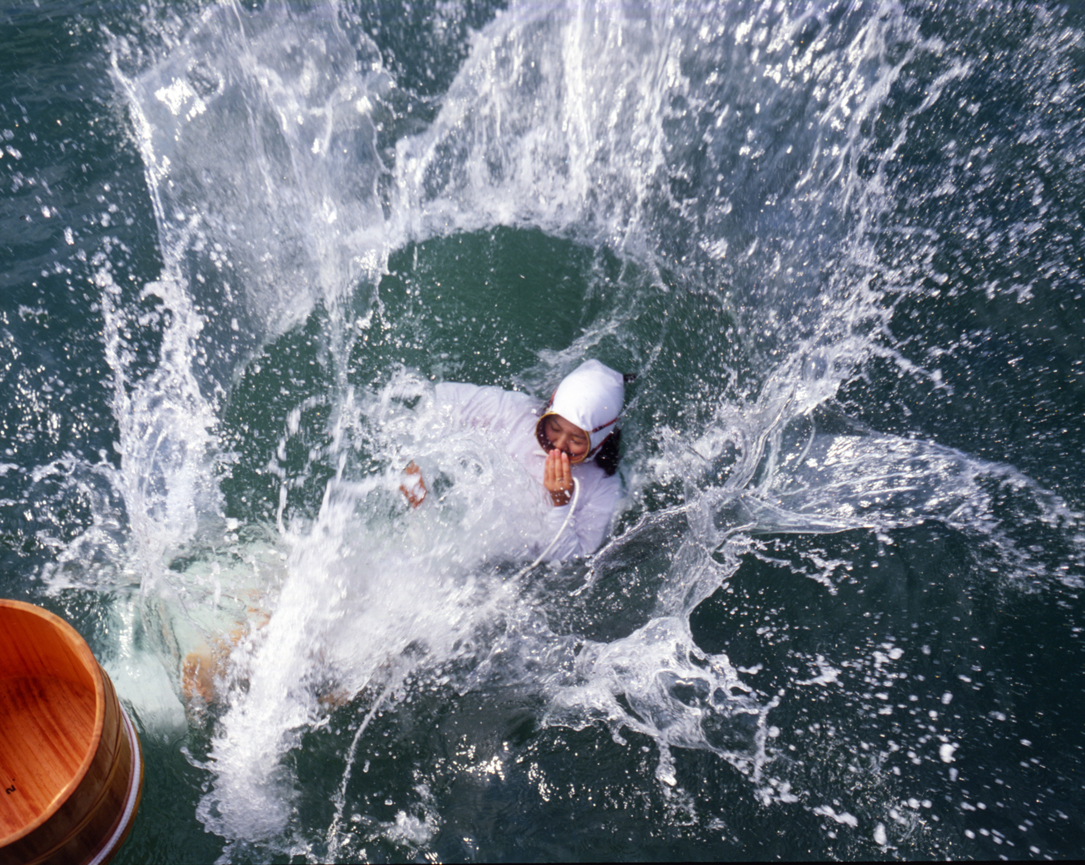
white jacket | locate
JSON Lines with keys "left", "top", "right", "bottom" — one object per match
{"left": 433, "top": 382, "right": 623, "bottom": 561}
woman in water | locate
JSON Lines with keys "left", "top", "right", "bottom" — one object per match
{"left": 403, "top": 358, "right": 628, "bottom": 561}
{"left": 185, "top": 360, "right": 628, "bottom": 701}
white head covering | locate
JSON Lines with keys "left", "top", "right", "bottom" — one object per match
{"left": 536, "top": 359, "right": 626, "bottom": 463}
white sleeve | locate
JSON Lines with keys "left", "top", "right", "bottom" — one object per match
{"left": 540, "top": 470, "right": 622, "bottom": 561}
{"left": 433, "top": 382, "right": 535, "bottom": 434}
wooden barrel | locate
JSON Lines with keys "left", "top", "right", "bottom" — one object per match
{"left": 0, "top": 599, "right": 143, "bottom": 865}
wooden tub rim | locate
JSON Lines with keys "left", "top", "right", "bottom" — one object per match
{"left": 0, "top": 598, "right": 107, "bottom": 847}
{"left": 87, "top": 701, "right": 143, "bottom": 865}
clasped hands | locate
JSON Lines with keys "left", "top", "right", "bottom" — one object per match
{"left": 543, "top": 447, "right": 574, "bottom": 506}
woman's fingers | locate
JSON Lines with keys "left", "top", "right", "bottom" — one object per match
{"left": 545, "top": 449, "right": 560, "bottom": 485}
{"left": 545, "top": 449, "right": 573, "bottom": 506}
{"left": 400, "top": 460, "right": 427, "bottom": 508}
{"left": 560, "top": 450, "right": 572, "bottom": 486}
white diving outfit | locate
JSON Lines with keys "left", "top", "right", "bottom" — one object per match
{"left": 431, "top": 360, "right": 626, "bottom": 562}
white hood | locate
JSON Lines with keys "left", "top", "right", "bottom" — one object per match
{"left": 536, "top": 359, "right": 626, "bottom": 461}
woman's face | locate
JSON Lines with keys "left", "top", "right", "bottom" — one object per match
{"left": 542, "top": 414, "right": 590, "bottom": 460}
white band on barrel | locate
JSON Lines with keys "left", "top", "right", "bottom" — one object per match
{"left": 88, "top": 705, "right": 142, "bottom": 865}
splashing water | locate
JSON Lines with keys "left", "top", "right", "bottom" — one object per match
{"left": 8, "top": 0, "right": 1083, "bottom": 860}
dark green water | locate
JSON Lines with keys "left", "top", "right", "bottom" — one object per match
{"left": 3, "top": 0, "right": 1085, "bottom": 861}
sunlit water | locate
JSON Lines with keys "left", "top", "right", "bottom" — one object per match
{"left": 3, "top": 0, "right": 1085, "bottom": 861}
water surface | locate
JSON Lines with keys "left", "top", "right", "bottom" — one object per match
{"left": 2, "top": 0, "right": 1084, "bottom": 861}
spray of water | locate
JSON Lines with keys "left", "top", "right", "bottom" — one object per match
{"left": 88, "top": 0, "right": 1085, "bottom": 855}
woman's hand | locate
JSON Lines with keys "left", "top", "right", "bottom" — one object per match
{"left": 543, "top": 448, "right": 573, "bottom": 506}
{"left": 400, "top": 461, "right": 427, "bottom": 508}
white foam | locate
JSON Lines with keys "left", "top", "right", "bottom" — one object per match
{"left": 93, "top": 1, "right": 1085, "bottom": 855}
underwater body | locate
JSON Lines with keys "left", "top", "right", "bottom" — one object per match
{"left": 3, "top": 0, "right": 1085, "bottom": 859}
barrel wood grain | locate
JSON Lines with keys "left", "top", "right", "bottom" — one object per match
{"left": 0, "top": 600, "right": 143, "bottom": 865}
